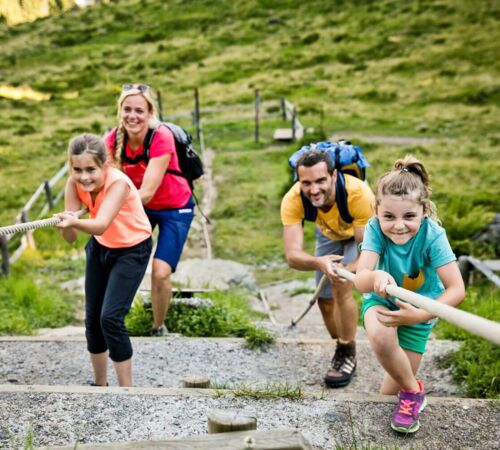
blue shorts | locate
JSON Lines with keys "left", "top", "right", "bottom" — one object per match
{"left": 145, "top": 197, "right": 194, "bottom": 272}
{"left": 314, "top": 227, "right": 358, "bottom": 300}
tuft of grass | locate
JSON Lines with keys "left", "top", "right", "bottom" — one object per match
{"left": 233, "top": 382, "right": 302, "bottom": 400}
{"left": 244, "top": 325, "right": 275, "bottom": 350}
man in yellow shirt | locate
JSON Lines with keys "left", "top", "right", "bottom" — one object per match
{"left": 281, "top": 149, "right": 374, "bottom": 387}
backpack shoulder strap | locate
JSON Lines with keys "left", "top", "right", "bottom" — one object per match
{"left": 300, "top": 190, "right": 317, "bottom": 224}
{"left": 141, "top": 127, "right": 157, "bottom": 162}
{"left": 335, "top": 172, "right": 354, "bottom": 224}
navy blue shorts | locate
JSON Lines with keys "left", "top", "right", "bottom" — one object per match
{"left": 145, "top": 197, "right": 194, "bottom": 271}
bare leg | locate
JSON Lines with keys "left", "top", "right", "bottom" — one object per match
{"left": 317, "top": 297, "right": 338, "bottom": 339}
{"left": 364, "top": 307, "right": 420, "bottom": 394}
{"left": 331, "top": 282, "right": 358, "bottom": 342}
{"left": 380, "top": 349, "right": 423, "bottom": 395}
{"left": 113, "top": 358, "right": 132, "bottom": 387}
{"left": 90, "top": 351, "right": 108, "bottom": 386}
{"left": 151, "top": 258, "right": 173, "bottom": 329}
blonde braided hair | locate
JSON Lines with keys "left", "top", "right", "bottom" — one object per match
{"left": 114, "top": 84, "right": 160, "bottom": 168}
{"left": 375, "top": 155, "right": 439, "bottom": 222}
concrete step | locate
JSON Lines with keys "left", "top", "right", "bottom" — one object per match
{"left": 0, "top": 336, "right": 460, "bottom": 397}
{"left": 0, "top": 384, "right": 497, "bottom": 449}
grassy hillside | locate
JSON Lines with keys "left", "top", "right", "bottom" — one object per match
{"left": 0, "top": 0, "right": 498, "bottom": 257}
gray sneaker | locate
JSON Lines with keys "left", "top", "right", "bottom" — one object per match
{"left": 150, "top": 325, "right": 168, "bottom": 336}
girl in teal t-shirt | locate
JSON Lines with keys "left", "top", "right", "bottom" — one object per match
{"left": 354, "top": 155, "right": 465, "bottom": 435}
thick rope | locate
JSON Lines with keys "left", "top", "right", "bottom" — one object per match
{"left": 0, "top": 209, "right": 88, "bottom": 237}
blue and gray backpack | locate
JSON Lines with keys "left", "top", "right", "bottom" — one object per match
{"left": 288, "top": 140, "right": 370, "bottom": 224}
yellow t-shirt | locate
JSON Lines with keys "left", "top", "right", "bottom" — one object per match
{"left": 280, "top": 174, "right": 375, "bottom": 241}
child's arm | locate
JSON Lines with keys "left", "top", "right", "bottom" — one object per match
{"left": 355, "top": 250, "right": 397, "bottom": 298}
{"left": 56, "top": 180, "right": 129, "bottom": 236}
{"left": 57, "top": 179, "right": 82, "bottom": 244}
{"left": 434, "top": 261, "right": 466, "bottom": 308}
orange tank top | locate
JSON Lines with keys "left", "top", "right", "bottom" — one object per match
{"left": 76, "top": 168, "right": 151, "bottom": 248}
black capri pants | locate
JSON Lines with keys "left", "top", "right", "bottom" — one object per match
{"left": 84, "top": 236, "right": 152, "bottom": 362}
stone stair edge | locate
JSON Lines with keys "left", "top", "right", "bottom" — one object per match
{"left": 0, "top": 335, "right": 460, "bottom": 345}
{"left": 0, "top": 383, "right": 494, "bottom": 408}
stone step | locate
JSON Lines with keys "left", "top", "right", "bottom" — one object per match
{"left": 0, "top": 336, "right": 460, "bottom": 397}
{"left": 0, "top": 384, "right": 497, "bottom": 449}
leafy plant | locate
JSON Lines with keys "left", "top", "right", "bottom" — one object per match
{"left": 126, "top": 290, "right": 275, "bottom": 349}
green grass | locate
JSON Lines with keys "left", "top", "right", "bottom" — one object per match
{"left": 125, "top": 290, "right": 276, "bottom": 350}
{"left": 233, "top": 381, "right": 302, "bottom": 400}
{"left": 434, "top": 284, "right": 499, "bottom": 399}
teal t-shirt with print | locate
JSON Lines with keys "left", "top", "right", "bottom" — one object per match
{"left": 360, "top": 217, "right": 456, "bottom": 323}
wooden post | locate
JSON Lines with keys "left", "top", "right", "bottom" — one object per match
{"left": 43, "top": 180, "right": 54, "bottom": 210}
{"left": 281, "top": 96, "right": 286, "bottom": 121}
{"left": 254, "top": 89, "right": 260, "bottom": 143}
{"left": 207, "top": 409, "right": 257, "bottom": 434}
{"left": 157, "top": 90, "right": 164, "bottom": 121}
{"left": 194, "top": 87, "right": 201, "bottom": 144}
{"left": 182, "top": 375, "right": 210, "bottom": 388}
{"left": 20, "top": 210, "right": 36, "bottom": 249}
{"left": 291, "top": 106, "right": 297, "bottom": 141}
{"left": 0, "top": 235, "right": 9, "bottom": 275}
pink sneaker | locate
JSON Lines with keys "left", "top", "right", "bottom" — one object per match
{"left": 391, "top": 380, "right": 427, "bottom": 433}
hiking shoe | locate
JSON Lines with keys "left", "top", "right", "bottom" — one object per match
{"left": 324, "top": 340, "right": 356, "bottom": 388}
{"left": 150, "top": 324, "right": 168, "bottom": 337}
{"left": 391, "top": 380, "right": 427, "bottom": 433}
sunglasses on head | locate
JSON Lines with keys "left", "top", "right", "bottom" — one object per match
{"left": 122, "top": 83, "right": 151, "bottom": 93}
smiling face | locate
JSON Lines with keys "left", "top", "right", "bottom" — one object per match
{"left": 120, "top": 94, "right": 153, "bottom": 138}
{"left": 376, "top": 194, "right": 426, "bottom": 245}
{"left": 70, "top": 152, "right": 106, "bottom": 195}
{"left": 297, "top": 162, "right": 336, "bottom": 209}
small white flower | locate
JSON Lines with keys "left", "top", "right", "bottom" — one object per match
{"left": 243, "top": 435, "right": 256, "bottom": 449}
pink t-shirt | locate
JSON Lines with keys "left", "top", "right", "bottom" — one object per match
{"left": 104, "top": 126, "right": 192, "bottom": 210}
{"left": 76, "top": 168, "right": 152, "bottom": 248}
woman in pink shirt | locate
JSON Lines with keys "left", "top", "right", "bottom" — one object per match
{"left": 56, "top": 133, "right": 152, "bottom": 387}
{"left": 104, "top": 84, "right": 194, "bottom": 337}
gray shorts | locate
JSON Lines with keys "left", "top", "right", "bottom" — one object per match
{"left": 314, "top": 227, "right": 358, "bottom": 300}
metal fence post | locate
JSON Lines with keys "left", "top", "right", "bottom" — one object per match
{"left": 291, "top": 106, "right": 297, "bottom": 141}
{"left": 0, "top": 235, "right": 9, "bottom": 275}
{"left": 157, "top": 90, "right": 164, "bottom": 121}
{"left": 281, "top": 96, "right": 286, "bottom": 121}
{"left": 194, "top": 87, "right": 201, "bottom": 144}
{"left": 254, "top": 89, "right": 260, "bottom": 143}
{"left": 43, "top": 180, "right": 54, "bottom": 210}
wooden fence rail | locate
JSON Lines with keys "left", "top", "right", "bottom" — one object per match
{"left": 1, "top": 163, "right": 68, "bottom": 275}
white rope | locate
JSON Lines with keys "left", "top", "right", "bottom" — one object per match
{"left": 335, "top": 267, "right": 500, "bottom": 346}
{"left": 0, "top": 209, "right": 88, "bottom": 237}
